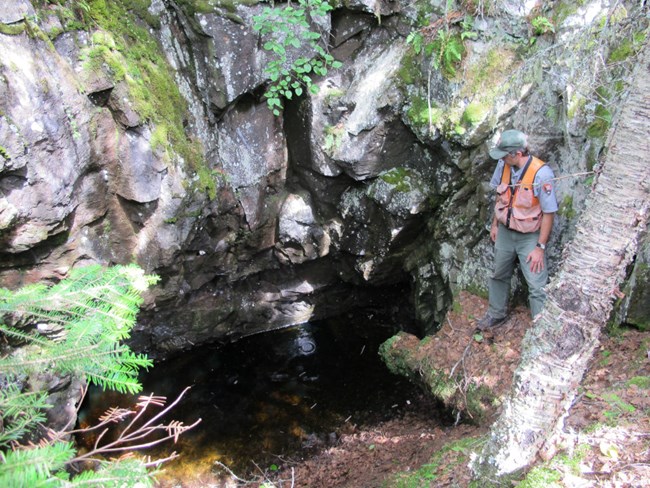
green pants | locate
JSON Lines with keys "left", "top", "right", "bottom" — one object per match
{"left": 488, "top": 224, "right": 548, "bottom": 319}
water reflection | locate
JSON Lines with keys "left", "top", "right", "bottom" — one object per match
{"left": 78, "top": 316, "right": 420, "bottom": 481}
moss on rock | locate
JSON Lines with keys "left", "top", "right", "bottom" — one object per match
{"left": 379, "top": 331, "right": 494, "bottom": 422}
{"left": 0, "top": 22, "right": 26, "bottom": 35}
{"left": 65, "top": 0, "right": 216, "bottom": 199}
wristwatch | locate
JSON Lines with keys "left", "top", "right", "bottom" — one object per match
{"left": 536, "top": 242, "right": 546, "bottom": 250}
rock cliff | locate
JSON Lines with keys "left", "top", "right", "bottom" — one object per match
{"left": 1, "top": 0, "right": 647, "bottom": 357}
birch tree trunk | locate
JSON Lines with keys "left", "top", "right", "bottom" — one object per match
{"left": 471, "top": 41, "right": 650, "bottom": 481}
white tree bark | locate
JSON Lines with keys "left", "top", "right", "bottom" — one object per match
{"left": 472, "top": 41, "right": 650, "bottom": 481}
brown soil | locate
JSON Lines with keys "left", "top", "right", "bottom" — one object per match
{"left": 204, "top": 293, "right": 649, "bottom": 488}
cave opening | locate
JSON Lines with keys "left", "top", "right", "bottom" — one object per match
{"left": 77, "top": 304, "right": 445, "bottom": 482}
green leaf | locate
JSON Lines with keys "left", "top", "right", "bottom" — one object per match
{"left": 309, "top": 84, "right": 320, "bottom": 94}
{"left": 295, "top": 87, "right": 303, "bottom": 96}
{"left": 0, "top": 264, "right": 158, "bottom": 395}
{"left": 0, "top": 442, "right": 75, "bottom": 486}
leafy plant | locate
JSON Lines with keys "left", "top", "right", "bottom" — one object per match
{"left": 406, "top": 31, "right": 424, "bottom": 54}
{"left": 253, "top": 0, "right": 342, "bottom": 116}
{"left": 531, "top": 16, "right": 555, "bottom": 36}
{"left": 0, "top": 265, "right": 197, "bottom": 486}
{"left": 430, "top": 29, "right": 465, "bottom": 77}
{"left": 460, "top": 15, "right": 478, "bottom": 40}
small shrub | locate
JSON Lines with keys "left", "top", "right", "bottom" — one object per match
{"left": 253, "top": 0, "right": 342, "bottom": 116}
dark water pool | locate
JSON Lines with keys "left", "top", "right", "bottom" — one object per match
{"left": 78, "top": 316, "right": 423, "bottom": 480}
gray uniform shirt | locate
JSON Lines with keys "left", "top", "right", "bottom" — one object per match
{"left": 490, "top": 159, "right": 559, "bottom": 213}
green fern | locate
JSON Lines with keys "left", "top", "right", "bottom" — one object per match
{"left": 432, "top": 30, "right": 465, "bottom": 77}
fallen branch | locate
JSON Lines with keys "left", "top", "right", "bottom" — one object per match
{"left": 68, "top": 387, "right": 201, "bottom": 465}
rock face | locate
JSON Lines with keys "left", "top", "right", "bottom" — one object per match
{"left": 0, "top": 0, "right": 647, "bottom": 357}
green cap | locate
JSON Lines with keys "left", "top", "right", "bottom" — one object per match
{"left": 489, "top": 130, "right": 527, "bottom": 159}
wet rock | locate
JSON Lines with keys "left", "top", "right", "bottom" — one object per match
{"left": 217, "top": 97, "right": 286, "bottom": 231}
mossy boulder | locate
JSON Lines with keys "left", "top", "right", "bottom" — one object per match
{"left": 379, "top": 292, "right": 534, "bottom": 424}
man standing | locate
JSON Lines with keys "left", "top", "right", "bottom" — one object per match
{"left": 478, "top": 130, "right": 558, "bottom": 330}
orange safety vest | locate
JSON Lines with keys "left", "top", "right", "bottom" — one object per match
{"left": 494, "top": 156, "right": 545, "bottom": 233}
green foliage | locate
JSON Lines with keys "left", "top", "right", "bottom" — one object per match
{"left": 0, "top": 265, "right": 159, "bottom": 486}
{"left": 397, "top": 51, "right": 420, "bottom": 85}
{"left": 406, "top": 31, "right": 424, "bottom": 54}
{"left": 586, "top": 86, "right": 613, "bottom": 139}
{"left": 460, "top": 15, "right": 478, "bottom": 41}
{"left": 531, "top": 16, "right": 555, "bottom": 36}
{"left": 0, "top": 145, "right": 10, "bottom": 160}
{"left": 0, "top": 265, "right": 157, "bottom": 394}
{"left": 0, "top": 442, "right": 76, "bottom": 486}
{"left": 253, "top": 0, "right": 342, "bottom": 116}
{"left": 65, "top": 458, "right": 154, "bottom": 486}
{"left": 0, "top": 385, "right": 50, "bottom": 447}
{"left": 430, "top": 29, "right": 465, "bottom": 78}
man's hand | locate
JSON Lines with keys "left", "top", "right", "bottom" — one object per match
{"left": 526, "top": 247, "right": 545, "bottom": 273}
{"left": 490, "top": 221, "right": 498, "bottom": 242}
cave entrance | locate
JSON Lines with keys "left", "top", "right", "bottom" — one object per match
{"left": 77, "top": 311, "right": 433, "bottom": 483}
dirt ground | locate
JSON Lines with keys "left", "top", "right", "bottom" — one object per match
{"left": 252, "top": 293, "right": 650, "bottom": 488}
